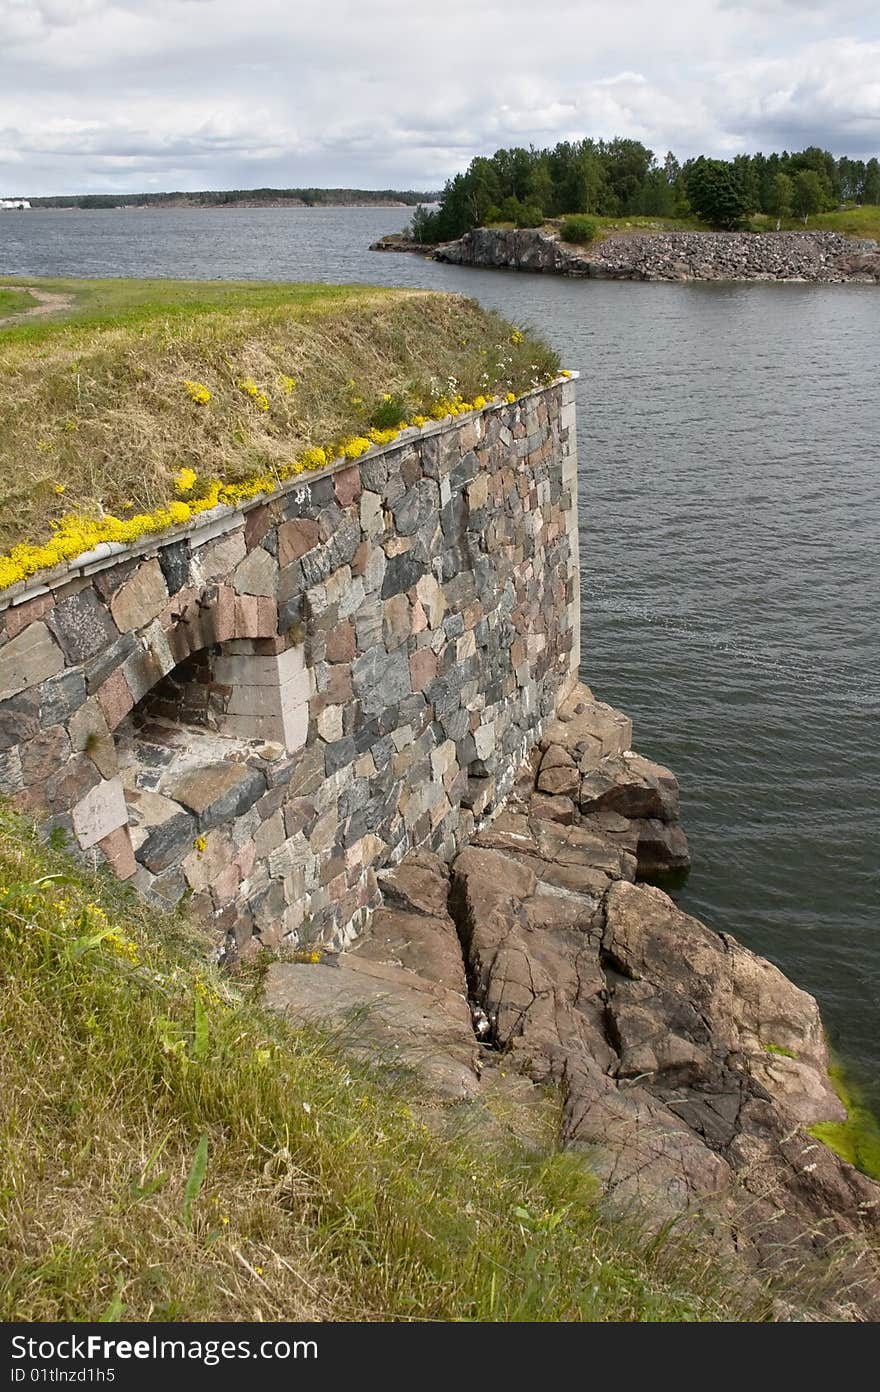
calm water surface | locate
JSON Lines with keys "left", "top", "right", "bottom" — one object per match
{"left": 3, "top": 208, "right": 878, "bottom": 1105}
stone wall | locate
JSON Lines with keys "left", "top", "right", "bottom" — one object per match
{"left": 0, "top": 378, "right": 580, "bottom": 953}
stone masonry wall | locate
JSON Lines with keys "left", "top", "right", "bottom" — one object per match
{"left": 0, "top": 378, "right": 580, "bottom": 953}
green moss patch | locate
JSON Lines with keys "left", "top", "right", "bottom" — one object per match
{"left": 809, "top": 1063, "right": 880, "bottom": 1183}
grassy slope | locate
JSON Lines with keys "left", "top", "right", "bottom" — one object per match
{"left": 0, "top": 278, "right": 558, "bottom": 554}
{"left": 0, "top": 809, "right": 761, "bottom": 1322}
{"left": 489, "top": 207, "right": 880, "bottom": 242}
{"left": 0, "top": 288, "right": 38, "bottom": 316}
{"left": 750, "top": 205, "right": 880, "bottom": 240}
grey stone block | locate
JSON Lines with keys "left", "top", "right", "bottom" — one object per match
{"left": 138, "top": 812, "right": 197, "bottom": 873}
{"left": 48, "top": 589, "right": 118, "bottom": 664}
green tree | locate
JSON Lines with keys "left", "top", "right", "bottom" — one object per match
{"left": 640, "top": 167, "right": 676, "bottom": 217}
{"left": 864, "top": 158, "right": 880, "bottom": 205}
{"left": 408, "top": 204, "right": 440, "bottom": 244}
{"left": 526, "top": 156, "right": 554, "bottom": 215}
{"left": 550, "top": 140, "right": 607, "bottom": 213}
{"left": 765, "top": 172, "right": 794, "bottom": 230}
{"left": 732, "top": 154, "right": 760, "bottom": 214}
{"left": 685, "top": 157, "right": 754, "bottom": 228}
{"left": 603, "top": 138, "right": 654, "bottom": 213}
{"left": 791, "top": 169, "right": 825, "bottom": 224}
{"left": 498, "top": 195, "right": 524, "bottom": 223}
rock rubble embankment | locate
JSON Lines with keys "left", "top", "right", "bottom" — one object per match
{"left": 428, "top": 226, "right": 880, "bottom": 283}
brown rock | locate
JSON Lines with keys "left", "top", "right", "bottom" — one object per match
{"left": 4, "top": 592, "right": 54, "bottom": 641}
{"left": 264, "top": 953, "right": 479, "bottom": 1100}
{"left": 334, "top": 465, "right": 362, "bottom": 507}
{"left": 96, "top": 667, "right": 134, "bottom": 731}
{"left": 540, "top": 743, "right": 575, "bottom": 772}
{"left": 98, "top": 824, "right": 137, "bottom": 879}
{"left": 536, "top": 763, "right": 580, "bottom": 797}
{"left": 579, "top": 753, "right": 680, "bottom": 821}
{"left": 21, "top": 724, "right": 71, "bottom": 784}
{"left": 278, "top": 518, "right": 320, "bottom": 566}
{"left": 529, "top": 792, "right": 576, "bottom": 824}
{"left": 109, "top": 559, "right": 169, "bottom": 632}
{"left": 409, "top": 647, "right": 437, "bottom": 693}
{"left": 325, "top": 620, "right": 356, "bottom": 664}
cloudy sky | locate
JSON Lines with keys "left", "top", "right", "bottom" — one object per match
{"left": 1, "top": 0, "right": 879, "bottom": 196}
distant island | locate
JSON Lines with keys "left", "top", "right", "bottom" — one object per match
{"left": 8, "top": 186, "right": 441, "bottom": 211}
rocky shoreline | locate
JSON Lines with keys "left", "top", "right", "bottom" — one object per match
{"left": 372, "top": 226, "right": 880, "bottom": 283}
{"left": 264, "top": 681, "right": 880, "bottom": 1319}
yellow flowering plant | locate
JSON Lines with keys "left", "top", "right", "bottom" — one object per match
{"left": 184, "top": 381, "right": 212, "bottom": 405}
{"left": 0, "top": 374, "right": 570, "bottom": 593}
{"left": 238, "top": 378, "right": 270, "bottom": 412}
{"left": 175, "top": 467, "right": 198, "bottom": 494}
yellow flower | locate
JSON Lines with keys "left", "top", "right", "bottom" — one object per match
{"left": 341, "top": 435, "right": 373, "bottom": 460}
{"left": 506, "top": 392, "right": 516, "bottom": 403}
{"left": 103, "top": 929, "right": 139, "bottom": 964}
{"left": 278, "top": 374, "right": 297, "bottom": 394}
{"left": 53, "top": 483, "right": 66, "bottom": 495}
{"left": 295, "top": 445, "right": 326, "bottom": 472}
{"left": 238, "top": 378, "right": 269, "bottom": 411}
{"left": 184, "top": 380, "right": 211, "bottom": 405}
{"left": 193, "top": 835, "right": 207, "bottom": 854}
{"left": 174, "top": 467, "right": 197, "bottom": 494}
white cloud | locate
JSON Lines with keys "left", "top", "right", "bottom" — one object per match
{"left": 0, "top": 1, "right": 878, "bottom": 195}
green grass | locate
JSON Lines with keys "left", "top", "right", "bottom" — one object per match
{"left": 809, "top": 1063, "right": 880, "bottom": 1183}
{"left": 0, "top": 806, "right": 766, "bottom": 1322}
{"left": 0, "top": 276, "right": 391, "bottom": 340}
{"left": 484, "top": 216, "right": 702, "bottom": 240}
{"left": 0, "top": 288, "right": 38, "bottom": 316}
{"left": 748, "top": 205, "right": 880, "bottom": 240}
{"left": 0, "top": 278, "right": 558, "bottom": 554}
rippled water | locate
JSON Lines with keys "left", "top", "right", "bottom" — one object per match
{"left": 3, "top": 208, "right": 879, "bottom": 1106}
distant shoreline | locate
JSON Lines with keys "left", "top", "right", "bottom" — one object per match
{"left": 18, "top": 201, "right": 420, "bottom": 212}
{"left": 11, "top": 188, "right": 439, "bottom": 212}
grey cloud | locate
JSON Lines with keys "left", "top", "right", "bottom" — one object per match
{"left": 0, "top": 1, "right": 878, "bottom": 196}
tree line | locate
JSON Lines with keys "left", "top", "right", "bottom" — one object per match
{"left": 409, "top": 141, "right": 880, "bottom": 241}
{"left": 26, "top": 187, "right": 439, "bottom": 210}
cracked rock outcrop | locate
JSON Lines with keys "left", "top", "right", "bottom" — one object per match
{"left": 265, "top": 682, "right": 880, "bottom": 1317}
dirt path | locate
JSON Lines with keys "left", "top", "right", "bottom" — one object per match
{"left": 0, "top": 286, "right": 76, "bottom": 328}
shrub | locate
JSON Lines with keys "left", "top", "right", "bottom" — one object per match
{"left": 515, "top": 203, "right": 544, "bottom": 229}
{"left": 484, "top": 198, "right": 544, "bottom": 229}
{"left": 560, "top": 215, "right": 599, "bottom": 244}
{"left": 368, "top": 392, "right": 409, "bottom": 430}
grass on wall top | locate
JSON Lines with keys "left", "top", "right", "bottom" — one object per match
{"left": 0, "top": 278, "right": 559, "bottom": 555}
